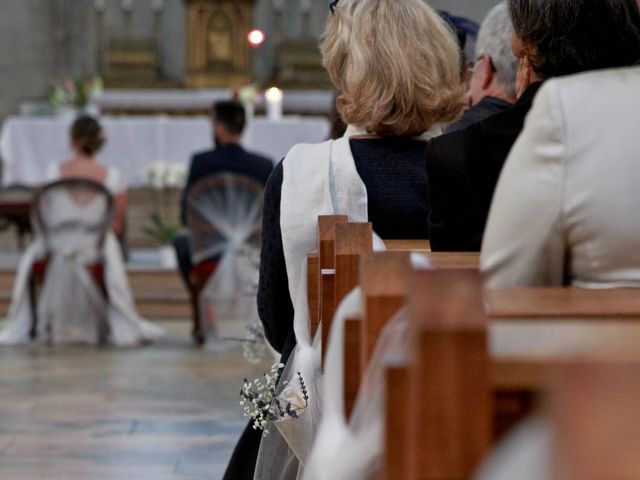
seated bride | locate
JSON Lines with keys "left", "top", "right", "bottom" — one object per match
{"left": 0, "top": 115, "right": 165, "bottom": 346}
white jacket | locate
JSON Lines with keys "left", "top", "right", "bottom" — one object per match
{"left": 482, "top": 66, "right": 640, "bottom": 289}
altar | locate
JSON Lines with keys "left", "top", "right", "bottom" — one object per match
{"left": 0, "top": 115, "right": 331, "bottom": 187}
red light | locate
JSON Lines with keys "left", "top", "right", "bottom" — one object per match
{"left": 248, "top": 29, "right": 265, "bottom": 47}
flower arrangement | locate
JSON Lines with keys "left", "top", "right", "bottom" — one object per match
{"left": 233, "top": 84, "right": 259, "bottom": 106}
{"left": 240, "top": 363, "right": 309, "bottom": 436}
{"left": 49, "top": 77, "right": 103, "bottom": 109}
{"left": 232, "top": 84, "right": 260, "bottom": 118}
{"left": 143, "top": 162, "right": 187, "bottom": 245}
{"left": 146, "top": 161, "right": 187, "bottom": 190}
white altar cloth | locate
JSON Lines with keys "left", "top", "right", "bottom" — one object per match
{"left": 93, "top": 89, "right": 335, "bottom": 115}
{"left": 0, "top": 115, "right": 331, "bottom": 187}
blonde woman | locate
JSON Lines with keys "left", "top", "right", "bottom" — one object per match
{"left": 222, "top": 1, "right": 465, "bottom": 479}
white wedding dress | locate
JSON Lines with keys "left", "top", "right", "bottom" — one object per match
{"left": 0, "top": 165, "right": 165, "bottom": 346}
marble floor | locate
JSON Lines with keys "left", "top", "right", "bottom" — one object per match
{"left": 0, "top": 321, "right": 273, "bottom": 479}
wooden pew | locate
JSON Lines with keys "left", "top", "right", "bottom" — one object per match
{"left": 385, "top": 272, "right": 640, "bottom": 480}
{"left": 344, "top": 251, "right": 412, "bottom": 417}
{"left": 551, "top": 358, "right": 640, "bottom": 479}
{"left": 404, "top": 269, "right": 490, "bottom": 480}
{"left": 306, "top": 215, "right": 640, "bottom": 479}
{"left": 309, "top": 215, "right": 481, "bottom": 418}
{"left": 344, "top": 251, "right": 479, "bottom": 418}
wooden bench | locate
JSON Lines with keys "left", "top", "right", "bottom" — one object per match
{"left": 304, "top": 214, "right": 640, "bottom": 478}
{"left": 386, "top": 270, "right": 640, "bottom": 479}
{"left": 308, "top": 216, "right": 479, "bottom": 416}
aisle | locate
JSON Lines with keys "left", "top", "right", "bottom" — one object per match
{"left": 0, "top": 321, "right": 270, "bottom": 479}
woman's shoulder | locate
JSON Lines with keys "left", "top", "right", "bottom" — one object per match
{"left": 283, "top": 139, "right": 334, "bottom": 164}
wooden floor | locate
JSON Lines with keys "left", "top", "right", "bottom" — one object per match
{"left": 0, "top": 321, "right": 272, "bottom": 479}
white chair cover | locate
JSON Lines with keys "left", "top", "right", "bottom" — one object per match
{"left": 0, "top": 178, "right": 165, "bottom": 345}
{"left": 303, "top": 253, "right": 432, "bottom": 480}
{"left": 473, "top": 416, "right": 552, "bottom": 480}
{"left": 185, "top": 173, "right": 264, "bottom": 335}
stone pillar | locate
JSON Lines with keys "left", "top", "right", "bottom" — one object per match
{"left": 185, "top": 0, "right": 257, "bottom": 88}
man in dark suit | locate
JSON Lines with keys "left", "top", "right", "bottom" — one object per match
{"left": 426, "top": 0, "right": 640, "bottom": 253}
{"left": 426, "top": 80, "right": 542, "bottom": 252}
{"left": 173, "top": 100, "right": 273, "bottom": 287}
{"left": 444, "top": 2, "right": 517, "bottom": 134}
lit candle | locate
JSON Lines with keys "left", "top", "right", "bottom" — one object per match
{"left": 265, "top": 87, "right": 283, "bottom": 121}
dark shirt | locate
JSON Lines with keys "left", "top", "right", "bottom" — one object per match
{"left": 426, "top": 82, "right": 543, "bottom": 252}
{"left": 257, "top": 137, "right": 431, "bottom": 360}
{"left": 444, "top": 96, "right": 513, "bottom": 134}
{"left": 180, "top": 143, "right": 273, "bottom": 224}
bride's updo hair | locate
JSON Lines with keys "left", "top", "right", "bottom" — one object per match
{"left": 71, "top": 115, "right": 106, "bottom": 156}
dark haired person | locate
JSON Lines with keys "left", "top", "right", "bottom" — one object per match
{"left": 173, "top": 100, "right": 273, "bottom": 288}
{"left": 482, "top": 3, "right": 640, "bottom": 288}
{"left": 426, "top": 0, "right": 640, "bottom": 252}
{"left": 52, "top": 115, "right": 126, "bottom": 237}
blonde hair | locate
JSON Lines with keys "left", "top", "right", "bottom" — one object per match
{"left": 321, "top": 0, "right": 466, "bottom": 136}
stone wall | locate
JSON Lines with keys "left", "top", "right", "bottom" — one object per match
{"left": 0, "top": 0, "right": 501, "bottom": 120}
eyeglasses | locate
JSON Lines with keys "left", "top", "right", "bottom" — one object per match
{"left": 329, "top": 0, "right": 340, "bottom": 14}
{"left": 468, "top": 55, "right": 495, "bottom": 72}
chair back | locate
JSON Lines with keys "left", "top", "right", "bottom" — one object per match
{"left": 185, "top": 173, "right": 265, "bottom": 265}
{"left": 34, "top": 178, "right": 113, "bottom": 261}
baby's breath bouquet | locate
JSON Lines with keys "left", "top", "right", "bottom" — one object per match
{"left": 240, "top": 363, "right": 309, "bottom": 436}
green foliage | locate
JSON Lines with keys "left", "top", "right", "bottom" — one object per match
{"left": 142, "top": 212, "right": 180, "bottom": 245}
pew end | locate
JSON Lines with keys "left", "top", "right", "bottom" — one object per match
{"left": 406, "top": 269, "right": 492, "bottom": 480}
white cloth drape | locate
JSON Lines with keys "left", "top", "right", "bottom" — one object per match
{"left": 254, "top": 125, "right": 371, "bottom": 480}
{"left": 255, "top": 125, "right": 441, "bottom": 479}
{"left": 0, "top": 168, "right": 164, "bottom": 346}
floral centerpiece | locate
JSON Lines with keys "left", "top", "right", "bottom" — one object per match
{"left": 232, "top": 84, "right": 259, "bottom": 119}
{"left": 49, "top": 77, "right": 103, "bottom": 114}
{"left": 240, "top": 363, "right": 309, "bottom": 436}
{"left": 143, "top": 162, "right": 187, "bottom": 262}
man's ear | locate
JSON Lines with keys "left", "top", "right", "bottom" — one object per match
{"left": 479, "top": 54, "right": 495, "bottom": 90}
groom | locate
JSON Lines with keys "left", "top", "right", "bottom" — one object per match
{"left": 173, "top": 100, "right": 273, "bottom": 289}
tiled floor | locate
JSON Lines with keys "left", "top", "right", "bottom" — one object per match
{"left": 0, "top": 321, "right": 273, "bottom": 479}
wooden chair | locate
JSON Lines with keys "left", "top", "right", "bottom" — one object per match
{"left": 0, "top": 184, "right": 35, "bottom": 250}
{"left": 185, "top": 173, "right": 264, "bottom": 344}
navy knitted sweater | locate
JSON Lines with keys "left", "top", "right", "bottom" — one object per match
{"left": 257, "top": 137, "right": 431, "bottom": 362}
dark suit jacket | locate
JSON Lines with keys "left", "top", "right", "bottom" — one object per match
{"left": 180, "top": 143, "right": 273, "bottom": 225}
{"left": 444, "top": 96, "right": 513, "bottom": 134}
{"left": 426, "top": 83, "right": 543, "bottom": 252}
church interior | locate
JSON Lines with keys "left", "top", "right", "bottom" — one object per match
{"left": 1, "top": 0, "right": 639, "bottom": 478}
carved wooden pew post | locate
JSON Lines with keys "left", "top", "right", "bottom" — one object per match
{"left": 317, "top": 215, "right": 348, "bottom": 359}
{"left": 360, "top": 252, "right": 412, "bottom": 368}
{"left": 406, "top": 269, "right": 492, "bottom": 480}
{"left": 343, "top": 251, "right": 411, "bottom": 419}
